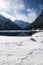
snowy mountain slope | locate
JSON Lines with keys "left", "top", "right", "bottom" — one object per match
{"left": 0, "top": 32, "right": 43, "bottom": 65}
{"left": 0, "top": 15, "right": 21, "bottom": 30}
{"left": 14, "top": 20, "right": 30, "bottom": 29}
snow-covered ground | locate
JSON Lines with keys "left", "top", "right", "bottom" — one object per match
{"left": 0, "top": 32, "right": 43, "bottom": 65}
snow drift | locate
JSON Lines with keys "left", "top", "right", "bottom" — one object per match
{"left": 0, "top": 32, "right": 43, "bottom": 65}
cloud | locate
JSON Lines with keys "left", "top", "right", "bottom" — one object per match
{"left": 7, "top": 0, "right": 37, "bottom": 23}
{"left": 0, "top": 0, "right": 37, "bottom": 23}
{"left": 27, "top": 8, "right": 33, "bottom": 13}
{"left": 12, "top": 8, "right": 37, "bottom": 23}
{"left": 0, "top": 11, "right": 16, "bottom": 21}
{"left": 5, "top": 0, "right": 25, "bottom": 13}
{"left": 0, "top": 0, "right": 9, "bottom": 11}
{"left": 27, "top": 9, "right": 37, "bottom": 23}
{"left": 39, "top": 4, "right": 43, "bottom": 10}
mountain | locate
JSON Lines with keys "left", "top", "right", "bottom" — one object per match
{"left": 0, "top": 15, "right": 21, "bottom": 30}
{"left": 25, "top": 10, "right": 43, "bottom": 35}
{"left": 25, "top": 10, "right": 43, "bottom": 30}
{"left": 14, "top": 20, "right": 30, "bottom": 29}
{"left": 0, "top": 15, "right": 22, "bottom": 36}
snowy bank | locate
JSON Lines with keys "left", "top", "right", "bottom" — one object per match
{"left": 0, "top": 32, "right": 43, "bottom": 65}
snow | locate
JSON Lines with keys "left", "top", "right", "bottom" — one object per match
{"left": 0, "top": 32, "right": 43, "bottom": 65}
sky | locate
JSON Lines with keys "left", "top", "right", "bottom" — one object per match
{"left": 0, "top": 0, "right": 43, "bottom": 23}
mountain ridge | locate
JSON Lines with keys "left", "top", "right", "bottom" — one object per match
{"left": 14, "top": 20, "right": 30, "bottom": 29}
{"left": 0, "top": 15, "right": 22, "bottom": 30}
{"left": 25, "top": 10, "right": 43, "bottom": 30}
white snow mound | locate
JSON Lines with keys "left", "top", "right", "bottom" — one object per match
{"left": 0, "top": 32, "right": 43, "bottom": 65}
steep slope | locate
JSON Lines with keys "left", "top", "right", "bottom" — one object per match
{"left": 26, "top": 10, "right": 43, "bottom": 30}
{"left": 0, "top": 15, "right": 22, "bottom": 36}
{"left": 14, "top": 20, "right": 30, "bottom": 29}
{"left": 0, "top": 15, "right": 21, "bottom": 30}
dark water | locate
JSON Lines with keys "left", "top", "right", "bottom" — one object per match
{"left": 0, "top": 30, "right": 42, "bottom": 32}
{"left": 0, "top": 30, "right": 43, "bottom": 36}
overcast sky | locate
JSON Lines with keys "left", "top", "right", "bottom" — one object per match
{"left": 0, "top": 0, "right": 43, "bottom": 23}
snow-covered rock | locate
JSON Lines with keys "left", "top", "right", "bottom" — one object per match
{"left": 31, "top": 32, "right": 43, "bottom": 43}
